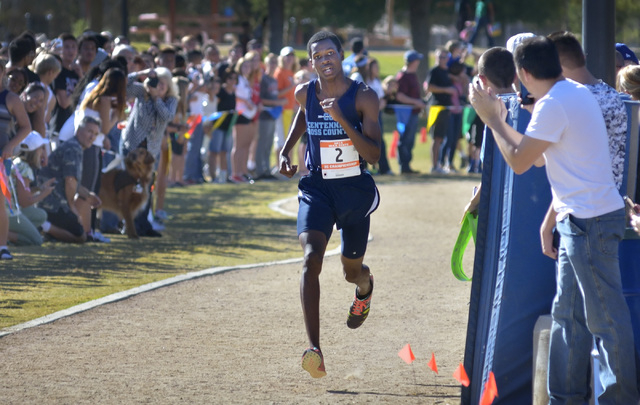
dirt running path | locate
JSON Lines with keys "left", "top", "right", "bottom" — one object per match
{"left": 0, "top": 177, "right": 478, "bottom": 404}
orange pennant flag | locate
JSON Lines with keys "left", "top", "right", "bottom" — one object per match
{"left": 184, "top": 114, "right": 203, "bottom": 139}
{"left": 398, "top": 344, "right": 416, "bottom": 364}
{"left": 479, "top": 371, "right": 498, "bottom": 405}
{"left": 389, "top": 130, "right": 399, "bottom": 158}
{"left": 427, "top": 352, "right": 438, "bottom": 374}
{"left": 453, "top": 363, "right": 470, "bottom": 387}
{"left": 0, "top": 167, "right": 13, "bottom": 210}
{"left": 420, "top": 126, "right": 427, "bottom": 143}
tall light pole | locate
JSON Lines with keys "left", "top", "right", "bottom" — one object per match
{"left": 583, "top": 0, "right": 615, "bottom": 87}
{"left": 386, "top": 0, "right": 394, "bottom": 39}
{"left": 169, "top": 0, "right": 176, "bottom": 43}
{"left": 121, "top": 0, "right": 129, "bottom": 37}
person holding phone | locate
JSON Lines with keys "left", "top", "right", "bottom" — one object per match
{"left": 8, "top": 131, "right": 63, "bottom": 246}
{"left": 469, "top": 36, "right": 638, "bottom": 404}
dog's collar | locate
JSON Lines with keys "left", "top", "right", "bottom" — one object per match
{"left": 114, "top": 171, "right": 143, "bottom": 193}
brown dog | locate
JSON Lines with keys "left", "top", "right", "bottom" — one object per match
{"left": 99, "top": 148, "right": 155, "bottom": 238}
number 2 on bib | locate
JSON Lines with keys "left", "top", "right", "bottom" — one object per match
{"left": 320, "top": 139, "right": 361, "bottom": 179}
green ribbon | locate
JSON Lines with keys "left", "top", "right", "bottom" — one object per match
{"left": 451, "top": 211, "right": 478, "bottom": 281}
{"left": 462, "top": 106, "right": 477, "bottom": 137}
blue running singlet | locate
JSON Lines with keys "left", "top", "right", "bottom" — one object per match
{"left": 296, "top": 79, "right": 380, "bottom": 258}
{"left": 304, "top": 79, "right": 365, "bottom": 178}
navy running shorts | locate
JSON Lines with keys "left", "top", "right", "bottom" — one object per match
{"left": 297, "top": 171, "right": 380, "bottom": 259}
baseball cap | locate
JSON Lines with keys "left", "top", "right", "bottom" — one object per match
{"left": 404, "top": 50, "right": 424, "bottom": 63}
{"left": 616, "top": 43, "right": 639, "bottom": 65}
{"left": 280, "top": 46, "right": 295, "bottom": 57}
{"left": 20, "top": 131, "right": 48, "bottom": 152}
{"left": 506, "top": 32, "right": 536, "bottom": 53}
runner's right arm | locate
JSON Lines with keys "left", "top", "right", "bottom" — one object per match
{"left": 279, "top": 83, "right": 309, "bottom": 178}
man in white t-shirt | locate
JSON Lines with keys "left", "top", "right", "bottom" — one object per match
{"left": 470, "top": 36, "right": 638, "bottom": 405}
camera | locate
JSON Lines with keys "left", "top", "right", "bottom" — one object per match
{"left": 147, "top": 76, "right": 159, "bottom": 88}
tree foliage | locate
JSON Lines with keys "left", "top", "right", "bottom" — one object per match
{"left": 252, "top": 0, "right": 386, "bottom": 31}
{"left": 3, "top": 0, "right": 640, "bottom": 46}
{"left": 494, "top": 0, "right": 567, "bottom": 27}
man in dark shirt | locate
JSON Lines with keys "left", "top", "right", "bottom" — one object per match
{"left": 426, "top": 48, "right": 457, "bottom": 173}
{"left": 7, "top": 34, "right": 40, "bottom": 83}
{"left": 395, "top": 50, "right": 427, "bottom": 174}
{"left": 39, "top": 116, "right": 102, "bottom": 243}
{"left": 51, "top": 33, "right": 80, "bottom": 133}
{"left": 468, "top": 0, "right": 495, "bottom": 47}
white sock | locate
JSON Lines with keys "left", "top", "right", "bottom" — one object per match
{"left": 41, "top": 221, "right": 51, "bottom": 232}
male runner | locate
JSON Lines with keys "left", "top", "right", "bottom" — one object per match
{"left": 279, "top": 31, "right": 382, "bottom": 379}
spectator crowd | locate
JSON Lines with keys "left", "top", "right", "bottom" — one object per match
{"left": 0, "top": 24, "right": 639, "bottom": 261}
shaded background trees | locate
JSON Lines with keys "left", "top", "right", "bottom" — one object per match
{"left": 1, "top": 0, "right": 638, "bottom": 80}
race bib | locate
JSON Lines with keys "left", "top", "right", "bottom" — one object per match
{"left": 320, "top": 139, "right": 361, "bottom": 179}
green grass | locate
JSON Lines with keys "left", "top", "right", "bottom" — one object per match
{"left": 367, "top": 50, "right": 406, "bottom": 79}
{"left": 0, "top": 123, "right": 446, "bottom": 330}
{"left": 0, "top": 181, "right": 307, "bottom": 329}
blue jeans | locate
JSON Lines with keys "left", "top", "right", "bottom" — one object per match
{"left": 184, "top": 122, "right": 205, "bottom": 182}
{"left": 377, "top": 111, "right": 391, "bottom": 174}
{"left": 468, "top": 15, "right": 495, "bottom": 47}
{"left": 397, "top": 112, "right": 419, "bottom": 172}
{"left": 439, "top": 112, "right": 462, "bottom": 167}
{"left": 549, "top": 209, "right": 638, "bottom": 405}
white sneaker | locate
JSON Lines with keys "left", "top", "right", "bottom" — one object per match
{"left": 155, "top": 209, "right": 169, "bottom": 221}
{"left": 88, "top": 231, "right": 111, "bottom": 243}
{"left": 151, "top": 219, "right": 165, "bottom": 232}
{"left": 216, "top": 170, "right": 228, "bottom": 184}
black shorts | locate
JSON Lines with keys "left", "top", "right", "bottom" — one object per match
{"left": 468, "top": 114, "right": 485, "bottom": 148}
{"left": 170, "top": 133, "right": 185, "bottom": 155}
{"left": 46, "top": 208, "right": 84, "bottom": 237}
{"left": 81, "top": 145, "right": 101, "bottom": 192}
{"left": 297, "top": 171, "right": 380, "bottom": 259}
{"left": 236, "top": 115, "right": 251, "bottom": 125}
{"left": 432, "top": 109, "right": 451, "bottom": 140}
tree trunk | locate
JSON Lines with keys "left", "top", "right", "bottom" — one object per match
{"left": 268, "top": 0, "right": 285, "bottom": 54}
{"left": 408, "top": 0, "right": 432, "bottom": 87}
{"left": 90, "top": 0, "right": 104, "bottom": 31}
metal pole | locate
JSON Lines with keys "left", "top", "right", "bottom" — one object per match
{"left": 582, "top": 0, "right": 615, "bottom": 87}
{"left": 387, "top": 0, "right": 394, "bottom": 39}
{"left": 169, "top": 0, "right": 176, "bottom": 43}
{"left": 121, "top": 0, "right": 129, "bottom": 37}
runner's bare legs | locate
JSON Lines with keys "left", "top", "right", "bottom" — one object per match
{"left": 299, "top": 230, "right": 327, "bottom": 349}
{"left": 299, "top": 231, "right": 372, "bottom": 349}
{"left": 342, "top": 256, "right": 372, "bottom": 297}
